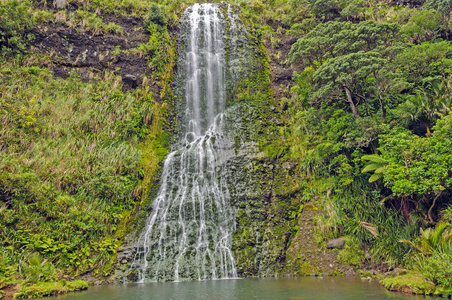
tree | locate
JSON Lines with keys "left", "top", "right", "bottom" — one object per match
{"left": 379, "top": 116, "right": 452, "bottom": 223}
{"left": 307, "top": 0, "right": 348, "bottom": 20}
{"left": 289, "top": 21, "right": 353, "bottom": 67}
{"left": 424, "top": 0, "right": 452, "bottom": 15}
{"left": 312, "top": 51, "right": 387, "bottom": 118}
{"left": 395, "top": 41, "right": 452, "bottom": 86}
{"left": 289, "top": 20, "right": 400, "bottom": 68}
{"left": 401, "top": 9, "right": 441, "bottom": 43}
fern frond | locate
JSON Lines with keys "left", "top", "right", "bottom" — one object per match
{"left": 361, "top": 154, "right": 389, "bottom": 164}
{"left": 362, "top": 163, "right": 380, "bottom": 173}
{"left": 369, "top": 173, "right": 383, "bottom": 182}
{"left": 374, "top": 166, "right": 385, "bottom": 174}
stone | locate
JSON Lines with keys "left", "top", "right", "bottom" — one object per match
{"left": 361, "top": 277, "right": 372, "bottom": 282}
{"left": 393, "top": 268, "right": 407, "bottom": 276}
{"left": 326, "top": 237, "right": 345, "bottom": 249}
{"left": 282, "top": 162, "right": 293, "bottom": 170}
{"left": 345, "top": 268, "right": 357, "bottom": 276}
{"left": 54, "top": 0, "right": 67, "bottom": 9}
{"left": 369, "top": 269, "right": 379, "bottom": 276}
{"left": 122, "top": 74, "right": 138, "bottom": 88}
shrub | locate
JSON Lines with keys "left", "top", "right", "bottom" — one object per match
{"left": 143, "top": 3, "right": 167, "bottom": 33}
{"left": 0, "top": 0, "right": 36, "bottom": 56}
{"left": 416, "top": 247, "right": 452, "bottom": 289}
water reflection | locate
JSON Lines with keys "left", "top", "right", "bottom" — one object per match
{"left": 55, "top": 277, "right": 434, "bottom": 300}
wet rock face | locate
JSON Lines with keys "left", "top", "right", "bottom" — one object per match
{"left": 115, "top": 2, "right": 302, "bottom": 281}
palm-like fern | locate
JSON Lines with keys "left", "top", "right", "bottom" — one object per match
{"left": 400, "top": 222, "right": 452, "bottom": 255}
{"left": 361, "top": 154, "right": 389, "bottom": 182}
{"left": 396, "top": 79, "right": 452, "bottom": 134}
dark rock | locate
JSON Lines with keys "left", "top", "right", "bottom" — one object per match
{"left": 282, "top": 100, "right": 289, "bottom": 111}
{"left": 123, "top": 74, "right": 138, "bottom": 88}
{"left": 275, "top": 68, "right": 293, "bottom": 81}
{"left": 326, "top": 237, "right": 345, "bottom": 249}
{"left": 310, "top": 273, "right": 317, "bottom": 277}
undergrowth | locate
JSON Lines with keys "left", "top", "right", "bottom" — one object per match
{"left": 0, "top": 60, "right": 164, "bottom": 281}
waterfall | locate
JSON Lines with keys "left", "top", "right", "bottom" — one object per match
{"left": 128, "top": 3, "right": 244, "bottom": 282}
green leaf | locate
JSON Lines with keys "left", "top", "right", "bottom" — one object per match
{"left": 362, "top": 163, "right": 380, "bottom": 173}
{"left": 361, "top": 154, "right": 389, "bottom": 164}
{"left": 369, "top": 173, "right": 383, "bottom": 182}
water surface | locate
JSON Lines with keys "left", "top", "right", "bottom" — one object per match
{"left": 56, "top": 277, "right": 433, "bottom": 300}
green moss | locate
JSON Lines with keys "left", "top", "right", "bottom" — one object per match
{"left": 337, "top": 240, "right": 364, "bottom": 266}
{"left": 14, "top": 280, "right": 88, "bottom": 299}
{"left": 380, "top": 271, "right": 436, "bottom": 295}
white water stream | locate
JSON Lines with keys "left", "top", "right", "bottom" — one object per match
{"left": 129, "top": 3, "right": 242, "bottom": 282}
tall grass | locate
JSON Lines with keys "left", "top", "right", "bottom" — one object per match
{"left": 0, "top": 60, "right": 160, "bottom": 276}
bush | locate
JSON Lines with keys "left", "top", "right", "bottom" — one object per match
{"left": 424, "top": 0, "right": 452, "bottom": 15}
{"left": 0, "top": 0, "right": 36, "bottom": 56}
{"left": 416, "top": 247, "right": 452, "bottom": 289}
{"left": 143, "top": 3, "right": 167, "bottom": 33}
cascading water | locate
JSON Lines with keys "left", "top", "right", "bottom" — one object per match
{"left": 128, "top": 3, "right": 245, "bottom": 282}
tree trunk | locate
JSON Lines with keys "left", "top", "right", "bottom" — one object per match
{"left": 344, "top": 86, "right": 360, "bottom": 118}
{"left": 377, "top": 86, "right": 387, "bottom": 119}
{"left": 428, "top": 190, "right": 443, "bottom": 224}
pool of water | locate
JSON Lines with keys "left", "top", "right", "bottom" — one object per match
{"left": 54, "top": 277, "right": 433, "bottom": 300}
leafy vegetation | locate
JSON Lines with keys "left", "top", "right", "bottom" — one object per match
{"left": 285, "top": 0, "right": 452, "bottom": 293}
{"left": 2, "top": 0, "right": 452, "bottom": 296}
{"left": 0, "top": 0, "right": 36, "bottom": 57}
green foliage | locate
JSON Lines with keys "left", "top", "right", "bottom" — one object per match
{"left": 361, "top": 154, "right": 389, "bottom": 182}
{"left": 0, "top": 63, "right": 159, "bottom": 277}
{"left": 14, "top": 280, "right": 88, "bottom": 299}
{"left": 380, "top": 270, "right": 436, "bottom": 295}
{"left": 337, "top": 240, "right": 364, "bottom": 266}
{"left": 0, "top": 252, "right": 14, "bottom": 288}
{"left": 416, "top": 249, "right": 452, "bottom": 292}
{"left": 144, "top": 4, "right": 167, "bottom": 33}
{"left": 74, "top": 9, "right": 123, "bottom": 34}
{"left": 424, "top": 0, "right": 452, "bottom": 15}
{"left": 400, "top": 222, "right": 452, "bottom": 293}
{"left": 20, "top": 253, "right": 56, "bottom": 284}
{"left": 394, "top": 79, "right": 452, "bottom": 134}
{"left": 0, "top": 0, "right": 36, "bottom": 56}
{"left": 379, "top": 116, "right": 452, "bottom": 222}
{"left": 289, "top": 20, "right": 400, "bottom": 67}
{"left": 395, "top": 41, "right": 452, "bottom": 87}
{"left": 401, "top": 9, "right": 441, "bottom": 43}
{"left": 136, "top": 24, "right": 174, "bottom": 80}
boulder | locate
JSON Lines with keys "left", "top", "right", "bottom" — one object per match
{"left": 393, "top": 268, "right": 407, "bottom": 276}
{"left": 326, "top": 237, "right": 345, "bottom": 249}
{"left": 54, "top": 0, "right": 67, "bottom": 9}
{"left": 122, "top": 74, "right": 138, "bottom": 88}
